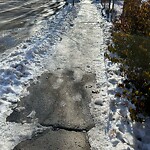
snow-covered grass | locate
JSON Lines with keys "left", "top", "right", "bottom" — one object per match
{"left": 0, "top": 3, "right": 80, "bottom": 149}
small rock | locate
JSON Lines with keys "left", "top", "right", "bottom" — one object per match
{"left": 92, "top": 89, "right": 100, "bottom": 94}
{"left": 23, "top": 45, "right": 27, "bottom": 49}
{"left": 95, "top": 100, "right": 103, "bottom": 106}
{"left": 105, "top": 39, "right": 110, "bottom": 45}
{"left": 102, "top": 111, "right": 107, "bottom": 114}
{"left": 26, "top": 39, "right": 31, "bottom": 43}
{"left": 111, "top": 139, "right": 119, "bottom": 147}
{"left": 70, "top": 23, "right": 74, "bottom": 27}
{"left": 86, "top": 85, "right": 92, "bottom": 88}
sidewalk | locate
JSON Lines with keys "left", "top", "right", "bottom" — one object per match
{"left": 12, "top": 0, "right": 106, "bottom": 149}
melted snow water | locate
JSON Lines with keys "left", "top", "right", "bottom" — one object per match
{"left": 0, "top": 0, "right": 65, "bottom": 53}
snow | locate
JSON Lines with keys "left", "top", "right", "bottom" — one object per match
{"left": 88, "top": 2, "right": 150, "bottom": 150}
{"left": 0, "top": 3, "right": 80, "bottom": 149}
{"left": 0, "top": 0, "right": 150, "bottom": 149}
{"left": 100, "top": 0, "right": 124, "bottom": 21}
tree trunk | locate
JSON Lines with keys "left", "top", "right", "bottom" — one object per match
{"left": 111, "top": 0, "right": 115, "bottom": 21}
{"left": 108, "top": 0, "right": 111, "bottom": 20}
{"left": 102, "top": 0, "right": 106, "bottom": 9}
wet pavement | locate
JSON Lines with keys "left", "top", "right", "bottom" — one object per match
{"left": 7, "top": 70, "right": 95, "bottom": 131}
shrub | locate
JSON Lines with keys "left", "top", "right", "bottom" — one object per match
{"left": 107, "top": 0, "right": 150, "bottom": 121}
{"left": 115, "top": 0, "right": 150, "bottom": 36}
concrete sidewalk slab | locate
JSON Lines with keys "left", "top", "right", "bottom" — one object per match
{"left": 14, "top": 128, "right": 90, "bottom": 150}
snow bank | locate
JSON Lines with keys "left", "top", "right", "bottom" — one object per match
{"left": 0, "top": 3, "right": 80, "bottom": 149}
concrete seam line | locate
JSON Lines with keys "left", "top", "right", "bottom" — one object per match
{"left": 40, "top": 124, "right": 93, "bottom": 132}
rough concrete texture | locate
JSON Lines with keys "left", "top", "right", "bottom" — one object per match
{"left": 14, "top": 128, "right": 90, "bottom": 150}
{"left": 7, "top": 70, "right": 95, "bottom": 130}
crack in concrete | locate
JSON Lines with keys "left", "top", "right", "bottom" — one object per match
{"left": 78, "top": 21, "right": 99, "bottom": 24}
{"left": 41, "top": 124, "right": 92, "bottom": 132}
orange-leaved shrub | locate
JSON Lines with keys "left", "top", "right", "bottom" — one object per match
{"left": 115, "top": 0, "right": 150, "bottom": 36}
{"left": 107, "top": 0, "right": 150, "bottom": 121}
